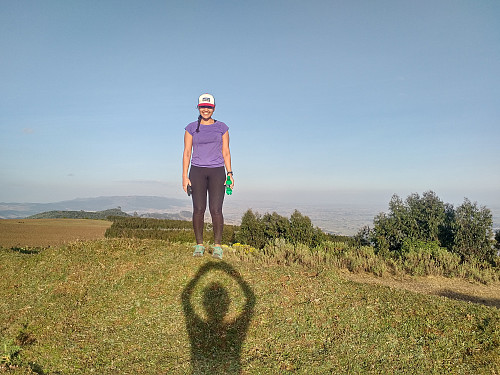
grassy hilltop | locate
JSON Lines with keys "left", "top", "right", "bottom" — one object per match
{"left": 1, "top": 236, "right": 499, "bottom": 374}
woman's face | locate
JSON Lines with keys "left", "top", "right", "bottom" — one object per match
{"left": 198, "top": 106, "right": 214, "bottom": 121}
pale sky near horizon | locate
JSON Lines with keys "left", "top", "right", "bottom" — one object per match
{"left": 1, "top": 0, "right": 499, "bottom": 208}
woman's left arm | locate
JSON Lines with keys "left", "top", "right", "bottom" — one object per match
{"left": 222, "top": 131, "right": 234, "bottom": 187}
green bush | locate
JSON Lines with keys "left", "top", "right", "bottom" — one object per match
{"left": 400, "top": 238, "right": 443, "bottom": 257}
{"left": 236, "top": 209, "right": 327, "bottom": 249}
{"left": 235, "top": 209, "right": 266, "bottom": 249}
{"left": 372, "top": 191, "right": 496, "bottom": 264}
{"left": 398, "top": 239, "right": 462, "bottom": 277}
{"left": 451, "top": 199, "right": 495, "bottom": 262}
{"left": 105, "top": 216, "right": 236, "bottom": 245}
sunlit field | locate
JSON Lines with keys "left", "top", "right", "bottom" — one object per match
{"left": 0, "top": 219, "right": 112, "bottom": 248}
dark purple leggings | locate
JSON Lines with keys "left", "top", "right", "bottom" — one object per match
{"left": 189, "top": 166, "right": 225, "bottom": 244}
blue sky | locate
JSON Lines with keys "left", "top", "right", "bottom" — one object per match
{"left": 1, "top": 0, "right": 499, "bottom": 208}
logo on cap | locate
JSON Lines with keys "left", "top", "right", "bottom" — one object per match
{"left": 198, "top": 93, "right": 215, "bottom": 107}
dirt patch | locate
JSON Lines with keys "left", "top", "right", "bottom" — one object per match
{"left": 340, "top": 269, "right": 500, "bottom": 308}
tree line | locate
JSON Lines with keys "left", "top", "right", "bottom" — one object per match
{"left": 104, "top": 191, "right": 499, "bottom": 265}
{"left": 235, "top": 209, "right": 348, "bottom": 249}
{"left": 27, "top": 208, "right": 129, "bottom": 220}
{"left": 358, "top": 191, "right": 497, "bottom": 264}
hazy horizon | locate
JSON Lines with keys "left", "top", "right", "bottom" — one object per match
{"left": 2, "top": 193, "right": 499, "bottom": 236}
{"left": 2, "top": 189, "right": 499, "bottom": 211}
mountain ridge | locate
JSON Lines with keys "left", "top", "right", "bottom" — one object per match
{"left": 0, "top": 196, "right": 191, "bottom": 219}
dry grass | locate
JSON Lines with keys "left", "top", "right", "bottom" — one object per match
{"left": 0, "top": 219, "right": 112, "bottom": 248}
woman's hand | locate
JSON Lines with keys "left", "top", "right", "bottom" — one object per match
{"left": 228, "top": 174, "right": 234, "bottom": 189}
{"left": 183, "top": 176, "right": 191, "bottom": 193}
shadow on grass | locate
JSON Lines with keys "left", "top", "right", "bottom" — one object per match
{"left": 182, "top": 261, "right": 255, "bottom": 375}
{"left": 436, "top": 289, "right": 500, "bottom": 309}
{"left": 10, "top": 247, "right": 43, "bottom": 254}
{"left": 28, "top": 362, "right": 46, "bottom": 375}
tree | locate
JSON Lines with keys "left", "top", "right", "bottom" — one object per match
{"left": 438, "top": 203, "right": 455, "bottom": 250}
{"left": 289, "top": 210, "right": 316, "bottom": 247}
{"left": 405, "top": 191, "right": 445, "bottom": 242}
{"left": 261, "top": 212, "right": 290, "bottom": 244}
{"left": 372, "top": 191, "right": 495, "bottom": 263}
{"left": 236, "top": 209, "right": 266, "bottom": 249}
{"left": 451, "top": 199, "right": 495, "bottom": 262}
{"left": 373, "top": 194, "right": 413, "bottom": 253}
{"left": 236, "top": 209, "right": 324, "bottom": 249}
{"left": 495, "top": 230, "right": 500, "bottom": 252}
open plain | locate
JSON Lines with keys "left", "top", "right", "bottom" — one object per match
{"left": 0, "top": 219, "right": 112, "bottom": 248}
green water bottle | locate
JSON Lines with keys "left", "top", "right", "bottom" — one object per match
{"left": 225, "top": 175, "right": 233, "bottom": 195}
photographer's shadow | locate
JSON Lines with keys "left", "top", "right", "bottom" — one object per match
{"left": 182, "top": 261, "right": 255, "bottom": 375}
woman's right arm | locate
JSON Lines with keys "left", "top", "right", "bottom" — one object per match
{"left": 182, "top": 131, "right": 193, "bottom": 193}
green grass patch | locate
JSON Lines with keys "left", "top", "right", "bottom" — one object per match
{"left": 1, "top": 238, "right": 499, "bottom": 374}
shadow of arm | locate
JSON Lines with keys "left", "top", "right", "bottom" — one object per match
{"left": 182, "top": 263, "right": 214, "bottom": 316}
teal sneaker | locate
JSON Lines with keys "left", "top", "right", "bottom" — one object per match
{"left": 212, "top": 246, "right": 223, "bottom": 260}
{"left": 192, "top": 245, "right": 205, "bottom": 257}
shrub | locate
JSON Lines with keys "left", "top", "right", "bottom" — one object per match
{"left": 105, "top": 217, "right": 236, "bottom": 245}
{"left": 451, "top": 199, "right": 495, "bottom": 262}
{"left": 236, "top": 209, "right": 327, "bottom": 249}
{"left": 372, "top": 192, "right": 496, "bottom": 263}
{"left": 236, "top": 209, "right": 266, "bottom": 249}
{"left": 353, "top": 225, "right": 372, "bottom": 246}
{"left": 289, "top": 210, "right": 316, "bottom": 247}
{"left": 398, "top": 239, "right": 461, "bottom": 277}
{"left": 373, "top": 192, "right": 446, "bottom": 253}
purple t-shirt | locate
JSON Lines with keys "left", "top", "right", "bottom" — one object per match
{"left": 185, "top": 120, "right": 229, "bottom": 168}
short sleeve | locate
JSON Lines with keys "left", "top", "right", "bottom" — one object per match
{"left": 219, "top": 122, "right": 229, "bottom": 135}
{"left": 185, "top": 122, "right": 197, "bottom": 135}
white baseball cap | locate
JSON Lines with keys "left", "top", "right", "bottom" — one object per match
{"left": 198, "top": 93, "right": 215, "bottom": 108}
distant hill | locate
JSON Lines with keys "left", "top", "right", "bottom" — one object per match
{"left": 0, "top": 196, "right": 190, "bottom": 219}
{"left": 27, "top": 208, "right": 131, "bottom": 220}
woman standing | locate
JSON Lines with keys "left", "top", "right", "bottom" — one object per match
{"left": 182, "top": 93, "right": 234, "bottom": 259}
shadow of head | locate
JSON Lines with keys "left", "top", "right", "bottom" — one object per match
{"left": 183, "top": 262, "right": 255, "bottom": 323}
{"left": 203, "top": 281, "right": 230, "bottom": 324}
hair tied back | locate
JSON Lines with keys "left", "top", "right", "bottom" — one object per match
{"left": 196, "top": 115, "right": 202, "bottom": 133}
